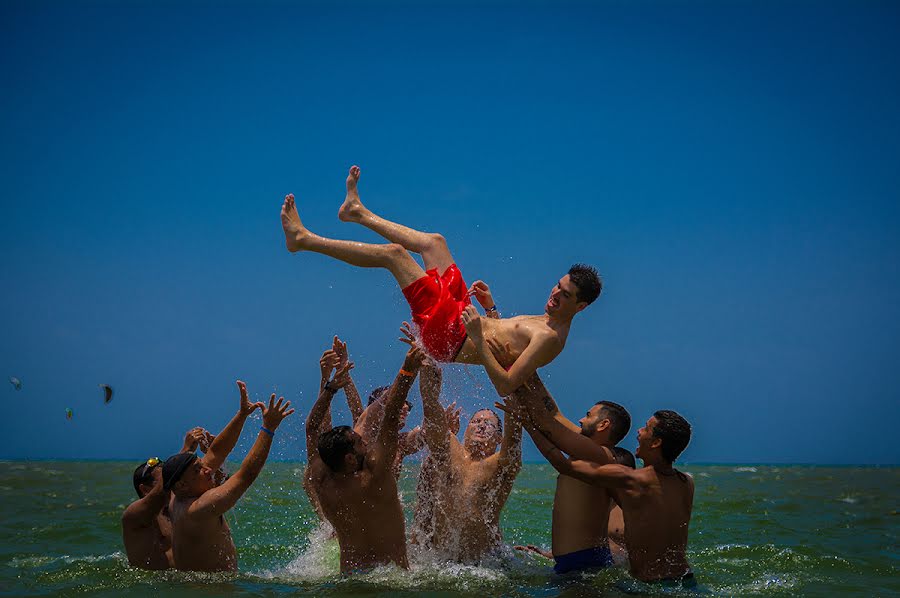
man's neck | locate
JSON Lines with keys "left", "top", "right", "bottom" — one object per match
{"left": 546, "top": 312, "right": 574, "bottom": 330}
{"left": 465, "top": 444, "right": 496, "bottom": 462}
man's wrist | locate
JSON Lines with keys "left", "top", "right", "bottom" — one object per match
{"left": 260, "top": 426, "right": 275, "bottom": 437}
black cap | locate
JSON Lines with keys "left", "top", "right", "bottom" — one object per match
{"left": 162, "top": 452, "right": 198, "bottom": 491}
{"left": 132, "top": 459, "right": 161, "bottom": 497}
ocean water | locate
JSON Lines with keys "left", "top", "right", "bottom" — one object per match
{"left": 0, "top": 461, "right": 897, "bottom": 597}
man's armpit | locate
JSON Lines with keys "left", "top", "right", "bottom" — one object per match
{"left": 542, "top": 395, "right": 555, "bottom": 413}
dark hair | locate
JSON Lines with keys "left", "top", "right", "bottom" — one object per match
{"left": 132, "top": 463, "right": 152, "bottom": 498}
{"left": 568, "top": 264, "right": 602, "bottom": 304}
{"left": 317, "top": 426, "right": 356, "bottom": 471}
{"left": 596, "top": 400, "right": 631, "bottom": 444}
{"left": 366, "top": 386, "right": 391, "bottom": 406}
{"left": 652, "top": 410, "right": 692, "bottom": 463}
{"left": 613, "top": 446, "right": 636, "bottom": 468}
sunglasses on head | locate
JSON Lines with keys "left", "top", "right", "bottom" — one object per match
{"left": 140, "top": 456, "right": 161, "bottom": 479}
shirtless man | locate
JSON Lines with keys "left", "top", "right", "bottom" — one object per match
{"left": 164, "top": 382, "right": 294, "bottom": 572}
{"left": 280, "top": 165, "right": 602, "bottom": 395}
{"left": 524, "top": 406, "right": 697, "bottom": 587}
{"left": 122, "top": 426, "right": 213, "bottom": 570}
{"left": 414, "top": 360, "right": 523, "bottom": 562}
{"left": 497, "top": 373, "right": 631, "bottom": 574}
{"left": 304, "top": 345, "right": 426, "bottom": 574}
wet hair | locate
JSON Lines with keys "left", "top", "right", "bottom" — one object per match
{"left": 366, "top": 386, "right": 391, "bottom": 406}
{"left": 613, "top": 447, "right": 636, "bottom": 469}
{"left": 132, "top": 463, "right": 153, "bottom": 498}
{"left": 595, "top": 401, "right": 631, "bottom": 445}
{"left": 652, "top": 410, "right": 692, "bottom": 463}
{"left": 317, "top": 426, "right": 356, "bottom": 471}
{"left": 568, "top": 264, "right": 602, "bottom": 304}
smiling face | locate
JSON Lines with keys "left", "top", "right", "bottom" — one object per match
{"left": 635, "top": 416, "right": 661, "bottom": 461}
{"left": 545, "top": 274, "right": 588, "bottom": 318}
{"left": 463, "top": 409, "right": 502, "bottom": 452}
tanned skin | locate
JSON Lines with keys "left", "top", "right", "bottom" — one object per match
{"left": 280, "top": 165, "right": 594, "bottom": 395}
{"left": 305, "top": 345, "right": 426, "bottom": 574}
{"left": 121, "top": 427, "right": 215, "bottom": 570}
{"left": 499, "top": 372, "right": 621, "bottom": 561}
{"left": 169, "top": 383, "right": 294, "bottom": 572}
{"left": 415, "top": 359, "right": 523, "bottom": 562}
{"left": 524, "top": 413, "right": 694, "bottom": 582}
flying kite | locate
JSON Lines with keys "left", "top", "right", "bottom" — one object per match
{"left": 100, "top": 384, "right": 113, "bottom": 404}
{"left": 66, "top": 408, "right": 73, "bottom": 420}
{"left": 8, "top": 377, "right": 22, "bottom": 390}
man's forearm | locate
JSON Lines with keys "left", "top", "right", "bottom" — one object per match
{"left": 472, "top": 337, "right": 515, "bottom": 396}
{"left": 204, "top": 411, "right": 249, "bottom": 470}
{"left": 344, "top": 379, "right": 364, "bottom": 424}
{"left": 307, "top": 387, "right": 336, "bottom": 435}
{"left": 233, "top": 430, "right": 273, "bottom": 488}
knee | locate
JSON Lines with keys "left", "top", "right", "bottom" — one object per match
{"left": 383, "top": 243, "right": 408, "bottom": 260}
{"left": 426, "top": 233, "right": 448, "bottom": 252}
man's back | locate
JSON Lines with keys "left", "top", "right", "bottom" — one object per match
{"left": 170, "top": 496, "right": 238, "bottom": 572}
{"left": 618, "top": 467, "right": 694, "bottom": 581}
{"left": 122, "top": 510, "right": 173, "bottom": 570}
{"left": 551, "top": 474, "right": 613, "bottom": 557}
{"left": 313, "top": 459, "right": 408, "bottom": 572}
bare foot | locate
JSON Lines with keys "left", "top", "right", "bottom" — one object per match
{"left": 338, "top": 165, "right": 366, "bottom": 223}
{"left": 281, "top": 193, "right": 310, "bottom": 252}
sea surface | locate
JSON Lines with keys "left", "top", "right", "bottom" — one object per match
{"left": 0, "top": 461, "right": 897, "bottom": 597}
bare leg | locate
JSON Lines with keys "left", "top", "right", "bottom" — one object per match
{"left": 339, "top": 166, "right": 455, "bottom": 274}
{"left": 281, "top": 193, "right": 426, "bottom": 288}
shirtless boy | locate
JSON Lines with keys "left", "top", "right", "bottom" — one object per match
{"left": 304, "top": 345, "right": 426, "bottom": 574}
{"left": 525, "top": 406, "right": 696, "bottom": 587}
{"left": 414, "top": 361, "right": 523, "bottom": 562}
{"left": 164, "top": 382, "right": 294, "bottom": 572}
{"left": 501, "top": 374, "right": 631, "bottom": 574}
{"left": 280, "top": 166, "right": 602, "bottom": 395}
{"left": 122, "top": 426, "right": 214, "bottom": 570}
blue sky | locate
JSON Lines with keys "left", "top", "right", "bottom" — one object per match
{"left": 1, "top": 0, "right": 898, "bottom": 464}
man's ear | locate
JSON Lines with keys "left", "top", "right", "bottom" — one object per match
{"left": 598, "top": 418, "right": 611, "bottom": 432}
{"left": 650, "top": 437, "right": 663, "bottom": 450}
{"left": 574, "top": 301, "right": 589, "bottom": 314}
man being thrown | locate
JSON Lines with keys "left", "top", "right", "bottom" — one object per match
{"left": 122, "top": 426, "right": 215, "bottom": 570}
{"left": 280, "top": 165, "right": 602, "bottom": 395}
{"left": 304, "top": 344, "right": 426, "bottom": 574}
{"left": 518, "top": 394, "right": 696, "bottom": 588}
{"left": 413, "top": 360, "right": 523, "bottom": 562}
{"left": 500, "top": 373, "right": 632, "bottom": 574}
{"left": 163, "top": 382, "right": 294, "bottom": 572}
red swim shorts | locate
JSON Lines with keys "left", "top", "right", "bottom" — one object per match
{"left": 401, "top": 264, "right": 471, "bottom": 362}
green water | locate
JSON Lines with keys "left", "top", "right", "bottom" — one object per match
{"left": 0, "top": 461, "right": 897, "bottom": 597}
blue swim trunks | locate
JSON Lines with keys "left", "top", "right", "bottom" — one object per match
{"left": 553, "top": 544, "right": 614, "bottom": 574}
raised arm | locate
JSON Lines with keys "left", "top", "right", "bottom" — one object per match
{"left": 461, "top": 306, "right": 559, "bottom": 396}
{"left": 121, "top": 468, "right": 168, "bottom": 529}
{"left": 201, "top": 381, "right": 264, "bottom": 472}
{"left": 524, "top": 417, "right": 634, "bottom": 489}
{"left": 513, "top": 375, "right": 614, "bottom": 465}
{"left": 332, "top": 336, "right": 364, "bottom": 424}
{"left": 419, "top": 360, "right": 450, "bottom": 456}
{"left": 371, "top": 346, "right": 425, "bottom": 476}
{"left": 495, "top": 362, "right": 579, "bottom": 433}
{"left": 496, "top": 397, "right": 524, "bottom": 473}
{"left": 306, "top": 360, "right": 353, "bottom": 461}
{"left": 188, "top": 394, "right": 294, "bottom": 519}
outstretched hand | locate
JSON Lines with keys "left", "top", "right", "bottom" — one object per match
{"left": 237, "top": 380, "right": 265, "bottom": 416}
{"left": 494, "top": 397, "right": 526, "bottom": 424}
{"left": 445, "top": 401, "right": 461, "bottom": 435}
{"left": 327, "top": 361, "right": 355, "bottom": 390}
{"left": 467, "top": 280, "right": 494, "bottom": 309}
{"left": 332, "top": 335, "right": 349, "bottom": 369}
{"left": 320, "top": 349, "right": 340, "bottom": 381}
{"left": 262, "top": 394, "right": 295, "bottom": 431}
{"left": 398, "top": 321, "right": 419, "bottom": 347}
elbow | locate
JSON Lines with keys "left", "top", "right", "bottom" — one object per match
{"left": 496, "top": 383, "right": 514, "bottom": 397}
